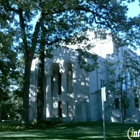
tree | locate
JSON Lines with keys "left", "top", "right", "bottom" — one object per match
{"left": 36, "top": 24, "right": 46, "bottom": 122}
{"left": 0, "top": 32, "right": 21, "bottom": 121}
{"left": 0, "top": 0, "right": 25, "bottom": 121}
{"left": 105, "top": 48, "right": 140, "bottom": 125}
{"left": 0, "top": 0, "right": 140, "bottom": 123}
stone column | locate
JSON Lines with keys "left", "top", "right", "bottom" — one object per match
{"left": 61, "top": 71, "right": 67, "bottom": 117}
{"left": 72, "top": 65, "right": 76, "bottom": 118}
{"left": 45, "top": 74, "right": 53, "bottom": 118}
{"left": 29, "top": 59, "right": 38, "bottom": 121}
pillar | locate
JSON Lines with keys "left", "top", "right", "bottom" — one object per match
{"left": 29, "top": 59, "right": 38, "bottom": 121}
{"left": 45, "top": 74, "right": 53, "bottom": 118}
{"left": 61, "top": 71, "right": 67, "bottom": 117}
{"left": 70, "top": 64, "right": 76, "bottom": 119}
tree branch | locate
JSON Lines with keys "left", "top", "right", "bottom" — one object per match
{"left": 0, "top": 0, "right": 19, "bottom": 13}
{"left": 18, "top": 8, "right": 29, "bottom": 58}
{"left": 30, "top": 12, "right": 44, "bottom": 59}
{"left": 46, "top": 38, "right": 62, "bottom": 45}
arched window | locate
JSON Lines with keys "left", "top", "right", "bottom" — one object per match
{"left": 51, "top": 63, "right": 61, "bottom": 95}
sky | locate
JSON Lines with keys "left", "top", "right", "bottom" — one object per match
{"left": 126, "top": 0, "right": 139, "bottom": 17}
{"left": 16, "top": 1, "right": 140, "bottom": 55}
{"left": 126, "top": 0, "right": 140, "bottom": 55}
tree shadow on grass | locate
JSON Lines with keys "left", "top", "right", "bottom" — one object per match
{"left": 0, "top": 122, "right": 139, "bottom": 140}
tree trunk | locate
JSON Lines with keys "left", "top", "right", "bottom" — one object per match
{"left": 37, "top": 23, "right": 46, "bottom": 122}
{"left": 37, "top": 48, "right": 45, "bottom": 122}
{"left": 120, "top": 79, "right": 124, "bottom": 126}
{"left": 0, "top": 103, "right": 1, "bottom": 122}
{"left": 22, "top": 58, "right": 32, "bottom": 124}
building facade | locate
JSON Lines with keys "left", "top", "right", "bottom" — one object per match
{"left": 29, "top": 38, "right": 140, "bottom": 122}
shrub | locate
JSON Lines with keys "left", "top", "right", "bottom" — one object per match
{"left": 28, "top": 120, "right": 60, "bottom": 129}
{"left": 0, "top": 119, "right": 60, "bottom": 131}
{"left": 0, "top": 125, "right": 26, "bottom": 131}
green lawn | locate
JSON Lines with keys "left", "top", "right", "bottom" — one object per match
{"left": 0, "top": 122, "right": 139, "bottom": 140}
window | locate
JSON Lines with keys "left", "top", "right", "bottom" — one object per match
{"left": 127, "top": 72, "right": 131, "bottom": 86}
{"left": 135, "top": 97, "right": 139, "bottom": 108}
{"left": 67, "top": 101, "right": 69, "bottom": 116}
{"left": 58, "top": 71, "right": 61, "bottom": 95}
{"left": 135, "top": 98, "right": 139, "bottom": 108}
{"left": 115, "top": 98, "right": 119, "bottom": 109}
{"left": 58, "top": 101, "right": 62, "bottom": 117}
{"left": 66, "top": 62, "right": 73, "bottom": 94}
{"left": 51, "top": 63, "right": 61, "bottom": 95}
{"left": 133, "top": 79, "right": 136, "bottom": 86}
{"left": 122, "top": 74, "right": 126, "bottom": 90}
{"left": 100, "top": 79, "right": 105, "bottom": 88}
{"left": 51, "top": 76, "right": 54, "bottom": 95}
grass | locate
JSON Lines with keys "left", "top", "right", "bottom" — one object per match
{"left": 0, "top": 121, "right": 139, "bottom": 140}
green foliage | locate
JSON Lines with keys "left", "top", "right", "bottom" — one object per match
{"left": 0, "top": 121, "right": 26, "bottom": 131}
{"left": 0, "top": 0, "right": 140, "bottom": 122}
{"left": 77, "top": 49, "right": 98, "bottom": 72}
{"left": 0, "top": 119, "right": 60, "bottom": 131}
{"left": 105, "top": 49, "right": 140, "bottom": 90}
{"left": 105, "top": 48, "right": 140, "bottom": 124}
{"left": 0, "top": 122, "right": 140, "bottom": 139}
{"left": 0, "top": 96, "right": 23, "bottom": 121}
{"left": 0, "top": 30, "right": 22, "bottom": 121}
{"left": 27, "top": 120, "right": 60, "bottom": 129}
{"left": 0, "top": 124, "right": 26, "bottom": 131}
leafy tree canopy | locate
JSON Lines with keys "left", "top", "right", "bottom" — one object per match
{"left": 0, "top": 0, "right": 140, "bottom": 122}
{"left": 0, "top": 0, "right": 140, "bottom": 52}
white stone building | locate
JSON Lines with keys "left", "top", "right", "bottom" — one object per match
{"left": 29, "top": 34, "right": 140, "bottom": 122}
